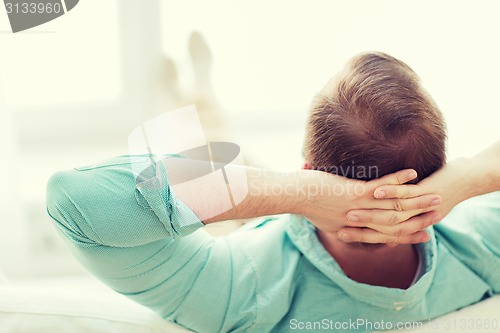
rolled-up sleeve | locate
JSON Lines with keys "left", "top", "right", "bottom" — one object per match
{"left": 435, "top": 191, "right": 500, "bottom": 294}
{"left": 46, "top": 156, "right": 257, "bottom": 332}
{"left": 46, "top": 156, "right": 204, "bottom": 246}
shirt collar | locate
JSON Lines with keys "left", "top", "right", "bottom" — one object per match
{"left": 285, "top": 215, "right": 437, "bottom": 310}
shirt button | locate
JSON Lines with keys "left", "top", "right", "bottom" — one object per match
{"left": 393, "top": 302, "right": 405, "bottom": 311}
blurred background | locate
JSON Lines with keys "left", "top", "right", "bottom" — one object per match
{"left": 0, "top": 0, "right": 499, "bottom": 280}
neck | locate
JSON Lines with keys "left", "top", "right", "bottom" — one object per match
{"left": 317, "top": 230, "right": 419, "bottom": 289}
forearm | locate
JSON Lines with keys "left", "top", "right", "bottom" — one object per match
{"left": 468, "top": 140, "right": 500, "bottom": 196}
{"left": 452, "top": 141, "right": 500, "bottom": 205}
{"left": 202, "top": 167, "right": 306, "bottom": 223}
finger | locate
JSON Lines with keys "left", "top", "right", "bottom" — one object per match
{"left": 355, "top": 211, "right": 440, "bottom": 236}
{"left": 347, "top": 195, "right": 441, "bottom": 227}
{"left": 360, "top": 194, "right": 442, "bottom": 211}
{"left": 374, "top": 184, "right": 426, "bottom": 199}
{"left": 367, "top": 169, "right": 417, "bottom": 191}
{"left": 338, "top": 227, "right": 431, "bottom": 245}
{"left": 346, "top": 206, "right": 436, "bottom": 227}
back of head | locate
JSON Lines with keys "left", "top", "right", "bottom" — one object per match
{"left": 305, "top": 52, "right": 446, "bottom": 183}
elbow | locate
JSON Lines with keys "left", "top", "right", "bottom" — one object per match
{"left": 46, "top": 171, "right": 95, "bottom": 243}
{"left": 46, "top": 171, "right": 72, "bottom": 224}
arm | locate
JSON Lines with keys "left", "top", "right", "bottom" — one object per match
{"left": 47, "top": 156, "right": 439, "bottom": 247}
{"left": 197, "top": 166, "right": 439, "bottom": 243}
{"left": 46, "top": 156, "right": 256, "bottom": 331}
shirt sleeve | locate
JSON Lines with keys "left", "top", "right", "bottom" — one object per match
{"left": 46, "top": 155, "right": 257, "bottom": 332}
{"left": 434, "top": 191, "right": 500, "bottom": 294}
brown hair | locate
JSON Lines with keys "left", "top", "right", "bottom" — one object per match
{"left": 304, "top": 52, "right": 446, "bottom": 183}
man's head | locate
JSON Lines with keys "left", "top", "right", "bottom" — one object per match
{"left": 304, "top": 52, "right": 446, "bottom": 183}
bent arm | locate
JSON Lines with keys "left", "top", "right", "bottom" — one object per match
{"left": 46, "top": 156, "right": 309, "bottom": 246}
{"left": 47, "top": 155, "right": 440, "bottom": 247}
{"left": 46, "top": 156, "right": 257, "bottom": 331}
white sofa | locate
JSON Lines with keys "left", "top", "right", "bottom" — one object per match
{"left": 0, "top": 275, "right": 191, "bottom": 333}
{"left": 1, "top": 274, "right": 499, "bottom": 333}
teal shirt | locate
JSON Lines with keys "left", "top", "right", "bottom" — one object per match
{"left": 46, "top": 155, "right": 500, "bottom": 333}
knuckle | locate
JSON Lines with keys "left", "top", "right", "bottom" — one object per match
{"left": 413, "top": 234, "right": 425, "bottom": 243}
{"left": 417, "top": 219, "right": 427, "bottom": 231}
{"left": 427, "top": 214, "right": 438, "bottom": 227}
{"left": 350, "top": 233, "right": 362, "bottom": 242}
{"left": 350, "top": 200, "right": 362, "bottom": 209}
{"left": 415, "top": 199, "right": 424, "bottom": 210}
{"left": 388, "top": 213, "right": 399, "bottom": 225}
{"left": 346, "top": 229, "right": 363, "bottom": 242}
{"left": 393, "top": 199, "right": 404, "bottom": 211}
{"left": 391, "top": 227, "right": 403, "bottom": 237}
{"left": 384, "top": 187, "right": 395, "bottom": 198}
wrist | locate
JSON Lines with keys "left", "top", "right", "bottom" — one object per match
{"left": 289, "top": 169, "right": 344, "bottom": 217}
{"left": 269, "top": 169, "right": 308, "bottom": 215}
{"left": 246, "top": 168, "right": 306, "bottom": 216}
{"left": 467, "top": 153, "right": 500, "bottom": 196}
{"left": 454, "top": 157, "right": 479, "bottom": 202}
{"left": 468, "top": 141, "right": 500, "bottom": 195}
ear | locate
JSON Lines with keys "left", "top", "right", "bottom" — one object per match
{"left": 303, "top": 162, "right": 311, "bottom": 170}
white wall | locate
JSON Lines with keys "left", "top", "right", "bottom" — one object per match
{"left": 161, "top": 0, "right": 500, "bottom": 168}
{"left": 0, "top": 0, "right": 165, "bottom": 279}
{"left": 0, "top": 0, "right": 499, "bottom": 279}
{"left": 0, "top": 98, "right": 25, "bottom": 278}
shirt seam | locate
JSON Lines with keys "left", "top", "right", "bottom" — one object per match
{"left": 231, "top": 239, "right": 261, "bottom": 332}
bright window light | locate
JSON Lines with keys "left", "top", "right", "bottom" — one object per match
{"left": 0, "top": 0, "right": 121, "bottom": 107}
